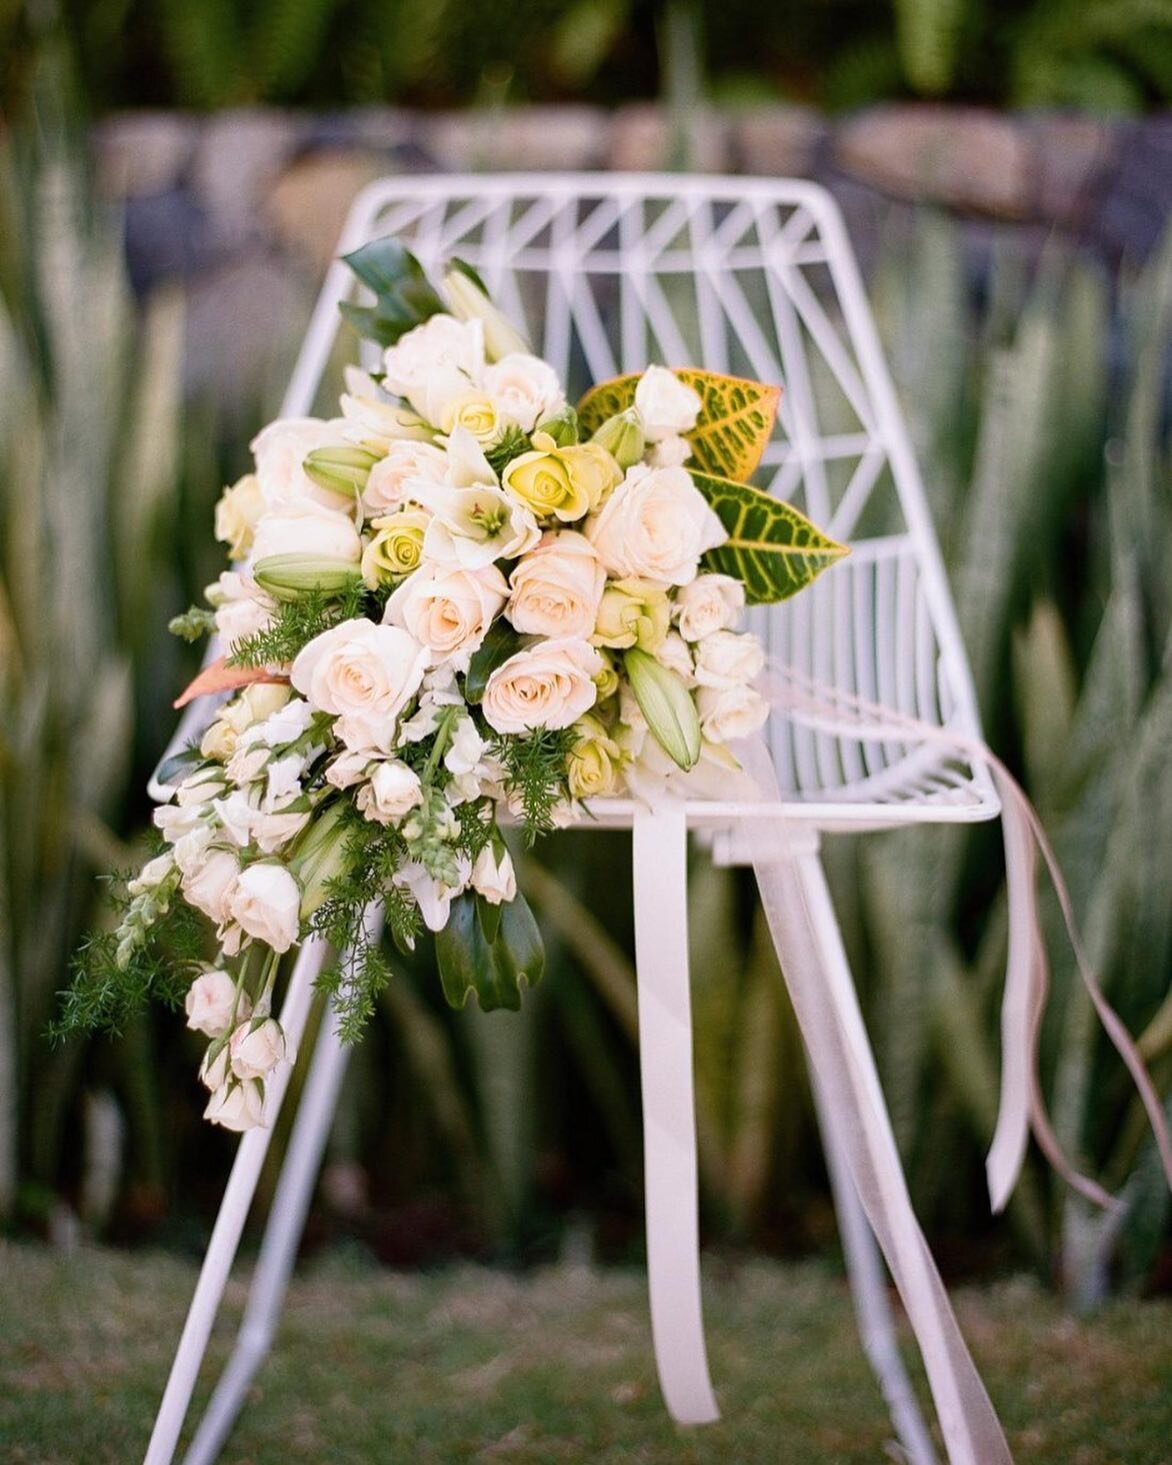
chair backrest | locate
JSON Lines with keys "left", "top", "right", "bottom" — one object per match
{"left": 282, "top": 173, "right": 998, "bottom": 827}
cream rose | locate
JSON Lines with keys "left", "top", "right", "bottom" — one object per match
{"left": 591, "top": 578, "right": 671, "bottom": 651}
{"left": 229, "top": 862, "right": 301, "bottom": 952}
{"left": 204, "top": 1079, "right": 266, "bottom": 1132}
{"left": 584, "top": 464, "right": 726, "bottom": 586}
{"left": 185, "top": 969, "right": 247, "bottom": 1038}
{"left": 181, "top": 849, "right": 240, "bottom": 925}
{"left": 214, "top": 474, "right": 266, "bottom": 560}
{"left": 507, "top": 531, "right": 606, "bottom": 639}
{"left": 362, "top": 509, "right": 430, "bottom": 588}
{"left": 229, "top": 1018, "right": 290, "bottom": 1081}
{"left": 251, "top": 417, "right": 350, "bottom": 510}
{"left": 363, "top": 440, "right": 448, "bottom": 514}
{"left": 207, "top": 571, "right": 277, "bottom": 654}
{"left": 250, "top": 501, "right": 362, "bottom": 567}
{"left": 567, "top": 715, "right": 623, "bottom": 799}
{"left": 696, "top": 684, "right": 771, "bottom": 743}
{"left": 483, "top": 353, "right": 565, "bottom": 432}
{"left": 356, "top": 760, "right": 424, "bottom": 824}
{"left": 470, "top": 845, "right": 517, "bottom": 905}
{"left": 481, "top": 637, "right": 603, "bottom": 734}
{"left": 692, "top": 629, "right": 765, "bottom": 689}
{"left": 291, "top": 619, "right": 429, "bottom": 752}
{"left": 383, "top": 314, "right": 485, "bottom": 402}
{"left": 384, "top": 563, "right": 507, "bottom": 670}
{"left": 634, "top": 365, "right": 702, "bottom": 442}
{"left": 675, "top": 573, "right": 745, "bottom": 641}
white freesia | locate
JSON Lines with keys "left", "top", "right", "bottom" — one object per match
{"left": 585, "top": 464, "right": 726, "bottom": 587}
{"left": 692, "top": 629, "right": 765, "bottom": 688}
{"left": 634, "top": 365, "right": 702, "bottom": 442}
{"left": 483, "top": 353, "right": 565, "bottom": 432}
{"left": 181, "top": 849, "right": 240, "bottom": 925}
{"left": 185, "top": 969, "right": 246, "bottom": 1038}
{"left": 444, "top": 716, "right": 486, "bottom": 777}
{"left": 384, "top": 562, "right": 507, "bottom": 670}
{"left": 696, "top": 684, "right": 771, "bottom": 743}
{"left": 202, "top": 683, "right": 294, "bottom": 761}
{"left": 213, "top": 790, "right": 258, "bottom": 846}
{"left": 393, "top": 857, "right": 471, "bottom": 933}
{"left": 225, "top": 740, "right": 270, "bottom": 786}
{"left": 507, "top": 531, "right": 606, "bottom": 640}
{"left": 175, "top": 765, "right": 229, "bottom": 807}
{"left": 291, "top": 619, "right": 430, "bottom": 752}
{"left": 255, "top": 696, "right": 317, "bottom": 748}
{"left": 675, "top": 573, "right": 744, "bottom": 641}
{"left": 250, "top": 500, "right": 362, "bottom": 567}
{"left": 204, "top": 1079, "right": 267, "bottom": 1132}
{"left": 251, "top": 417, "right": 349, "bottom": 510}
{"left": 155, "top": 799, "right": 207, "bottom": 844}
{"left": 206, "top": 570, "right": 277, "bottom": 653}
{"left": 229, "top": 1018, "right": 290, "bottom": 1081}
{"left": 471, "top": 845, "right": 516, "bottom": 905}
{"left": 481, "top": 637, "right": 603, "bottom": 734}
{"left": 356, "top": 760, "right": 423, "bottom": 824}
{"left": 229, "top": 863, "right": 301, "bottom": 953}
{"left": 363, "top": 440, "right": 449, "bottom": 514}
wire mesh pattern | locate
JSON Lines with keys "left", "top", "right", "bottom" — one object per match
{"left": 289, "top": 174, "right": 999, "bottom": 828}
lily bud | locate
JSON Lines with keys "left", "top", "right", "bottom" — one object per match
{"left": 591, "top": 408, "right": 645, "bottom": 470}
{"left": 290, "top": 801, "right": 350, "bottom": 919}
{"left": 253, "top": 554, "right": 363, "bottom": 602}
{"left": 535, "top": 405, "right": 579, "bottom": 447}
{"left": 303, "top": 445, "right": 380, "bottom": 499}
{"left": 441, "top": 267, "right": 530, "bottom": 361}
{"left": 624, "top": 647, "right": 701, "bottom": 771}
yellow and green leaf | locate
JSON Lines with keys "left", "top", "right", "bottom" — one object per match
{"left": 693, "top": 469, "right": 849, "bottom": 604}
{"left": 577, "top": 368, "right": 781, "bottom": 482}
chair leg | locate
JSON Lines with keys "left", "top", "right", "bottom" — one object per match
{"left": 811, "top": 1073, "right": 939, "bottom": 1465}
{"left": 181, "top": 1000, "right": 355, "bottom": 1465}
{"left": 143, "top": 937, "right": 330, "bottom": 1465}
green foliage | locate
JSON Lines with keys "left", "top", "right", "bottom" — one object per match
{"left": 168, "top": 605, "right": 216, "bottom": 642}
{"left": 465, "top": 619, "right": 524, "bottom": 705}
{"left": 435, "top": 888, "right": 544, "bottom": 1012}
{"left": 491, "top": 727, "right": 575, "bottom": 844}
{"left": 339, "top": 237, "right": 446, "bottom": 350}
{"left": 227, "top": 581, "right": 369, "bottom": 669}
{"left": 484, "top": 426, "right": 533, "bottom": 478}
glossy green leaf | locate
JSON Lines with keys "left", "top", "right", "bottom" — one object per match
{"left": 465, "top": 618, "right": 524, "bottom": 704}
{"left": 692, "top": 469, "right": 848, "bottom": 604}
{"left": 435, "top": 890, "right": 544, "bottom": 1013}
{"left": 340, "top": 237, "right": 446, "bottom": 348}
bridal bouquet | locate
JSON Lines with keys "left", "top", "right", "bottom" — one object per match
{"left": 60, "top": 239, "right": 845, "bottom": 1131}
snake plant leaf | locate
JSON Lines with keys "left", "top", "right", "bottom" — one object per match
{"left": 577, "top": 368, "right": 782, "bottom": 482}
{"left": 340, "top": 237, "right": 446, "bottom": 348}
{"left": 692, "top": 469, "right": 849, "bottom": 604}
{"left": 435, "top": 890, "right": 544, "bottom": 1012}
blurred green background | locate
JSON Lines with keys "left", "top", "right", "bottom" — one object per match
{"left": 1, "top": 0, "right": 1170, "bottom": 1325}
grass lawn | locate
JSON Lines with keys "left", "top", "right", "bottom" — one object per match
{"left": 1, "top": 1242, "right": 1170, "bottom": 1463}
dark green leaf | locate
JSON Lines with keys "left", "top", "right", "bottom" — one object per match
{"left": 465, "top": 618, "right": 524, "bottom": 704}
{"left": 339, "top": 237, "right": 446, "bottom": 348}
{"left": 477, "top": 890, "right": 504, "bottom": 945}
{"left": 435, "top": 890, "right": 544, "bottom": 1012}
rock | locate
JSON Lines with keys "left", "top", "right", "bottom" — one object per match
{"left": 266, "top": 149, "right": 385, "bottom": 274}
{"left": 736, "top": 107, "right": 824, "bottom": 178}
{"left": 191, "top": 109, "right": 301, "bottom": 245}
{"left": 609, "top": 103, "right": 729, "bottom": 172}
{"left": 835, "top": 106, "right": 1034, "bottom": 218}
{"left": 425, "top": 107, "right": 607, "bottom": 172}
{"left": 1031, "top": 115, "right": 1116, "bottom": 227}
{"left": 94, "top": 113, "right": 197, "bottom": 198}
{"left": 184, "top": 249, "right": 311, "bottom": 403}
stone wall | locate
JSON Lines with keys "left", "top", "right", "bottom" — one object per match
{"left": 93, "top": 105, "right": 1172, "bottom": 399}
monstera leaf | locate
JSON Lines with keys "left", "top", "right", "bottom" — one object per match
{"left": 435, "top": 889, "right": 544, "bottom": 1012}
{"left": 693, "top": 470, "right": 848, "bottom": 604}
{"left": 339, "top": 237, "right": 446, "bottom": 348}
{"left": 577, "top": 368, "right": 781, "bottom": 482}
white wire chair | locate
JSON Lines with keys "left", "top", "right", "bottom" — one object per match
{"left": 144, "top": 174, "right": 1002, "bottom": 1465}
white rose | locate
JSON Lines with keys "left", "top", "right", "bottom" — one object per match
{"left": 483, "top": 353, "right": 565, "bottom": 432}
{"left": 207, "top": 570, "right": 277, "bottom": 653}
{"left": 229, "top": 862, "right": 302, "bottom": 953}
{"left": 250, "top": 501, "right": 362, "bottom": 567}
{"left": 585, "top": 464, "right": 726, "bottom": 587}
{"left": 675, "top": 573, "right": 744, "bottom": 641}
{"left": 199, "top": 1044, "right": 230, "bottom": 1092}
{"left": 204, "top": 1079, "right": 267, "bottom": 1132}
{"left": 181, "top": 849, "right": 240, "bottom": 924}
{"left": 634, "top": 365, "right": 702, "bottom": 442}
{"left": 655, "top": 630, "right": 696, "bottom": 684}
{"left": 383, "top": 314, "right": 485, "bottom": 409}
{"left": 325, "top": 747, "right": 377, "bottom": 789}
{"left": 155, "top": 801, "right": 204, "bottom": 842}
{"left": 340, "top": 366, "right": 434, "bottom": 451}
{"left": 251, "top": 417, "right": 350, "bottom": 510}
{"left": 696, "top": 684, "right": 771, "bottom": 743}
{"left": 203, "top": 683, "right": 294, "bottom": 761}
{"left": 356, "top": 760, "right": 424, "bottom": 824}
{"left": 471, "top": 845, "right": 516, "bottom": 905}
{"left": 251, "top": 808, "right": 311, "bottom": 856}
{"left": 185, "top": 969, "right": 246, "bottom": 1038}
{"left": 692, "top": 629, "right": 765, "bottom": 689}
{"left": 507, "top": 531, "right": 606, "bottom": 640}
{"left": 481, "top": 637, "right": 603, "bottom": 735}
{"left": 214, "top": 474, "right": 266, "bottom": 560}
{"left": 291, "top": 618, "right": 429, "bottom": 752}
{"left": 229, "top": 1017, "right": 290, "bottom": 1081}
{"left": 363, "top": 440, "right": 449, "bottom": 514}
{"left": 383, "top": 563, "right": 507, "bottom": 671}
{"left": 646, "top": 435, "right": 693, "bottom": 469}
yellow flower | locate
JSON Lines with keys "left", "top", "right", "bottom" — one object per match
{"left": 591, "top": 578, "right": 671, "bottom": 651}
{"left": 593, "top": 654, "right": 620, "bottom": 702}
{"left": 439, "top": 392, "right": 500, "bottom": 443}
{"left": 214, "top": 473, "right": 265, "bottom": 560}
{"left": 567, "top": 714, "right": 623, "bottom": 799}
{"left": 502, "top": 433, "right": 622, "bottom": 524}
{"left": 361, "top": 509, "right": 430, "bottom": 588}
